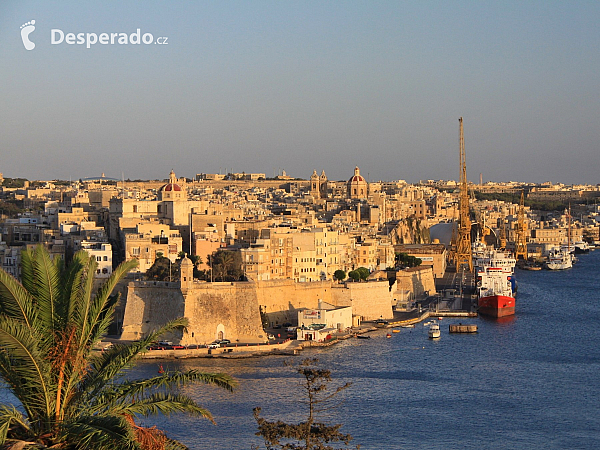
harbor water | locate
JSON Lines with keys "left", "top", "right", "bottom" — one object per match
{"left": 3, "top": 251, "right": 599, "bottom": 449}
{"left": 130, "top": 249, "right": 600, "bottom": 449}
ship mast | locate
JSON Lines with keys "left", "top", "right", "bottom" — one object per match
{"left": 454, "top": 117, "right": 473, "bottom": 272}
{"left": 514, "top": 191, "right": 527, "bottom": 260}
{"left": 567, "top": 203, "right": 572, "bottom": 253}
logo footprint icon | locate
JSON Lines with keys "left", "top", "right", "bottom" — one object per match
{"left": 21, "top": 20, "right": 36, "bottom": 50}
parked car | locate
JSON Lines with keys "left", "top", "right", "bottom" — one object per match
{"left": 208, "top": 342, "right": 220, "bottom": 349}
{"left": 267, "top": 334, "right": 275, "bottom": 340}
{"left": 218, "top": 339, "right": 231, "bottom": 345}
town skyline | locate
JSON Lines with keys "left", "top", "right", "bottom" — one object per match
{"left": 2, "top": 1, "right": 599, "bottom": 185}
{"left": 2, "top": 167, "right": 600, "bottom": 187}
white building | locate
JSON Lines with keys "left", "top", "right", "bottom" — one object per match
{"left": 80, "top": 241, "right": 113, "bottom": 278}
{"left": 297, "top": 301, "right": 353, "bottom": 342}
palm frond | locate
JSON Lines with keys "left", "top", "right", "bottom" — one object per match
{"left": 117, "top": 370, "right": 237, "bottom": 398}
{"left": 0, "top": 317, "right": 55, "bottom": 420}
{"left": 18, "top": 247, "right": 37, "bottom": 302}
{"left": 88, "top": 370, "right": 236, "bottom": 415}
{"left": 31, "top": 244, "right": 62, "bottom": 335}
{"left": 0, "top": 404, "right": 31, "bottom": 444}
{"left": 60, "top": 250, "right": 89, "bottom": 327}
{"left": 61, "top": 415, "right": 141, "bottom": 450}
{"left": 83, "top": 259, "right": 137, "bottom": 342}
{"left": 72, "top": 253, "right": 98, "bottom": 347}
{"left": 111, "top": 393, "right": 216, "bottom": 423}
{"left": 164, "top": 438, "right": 190, "bottom": 450}
{"left": 0, "top": 269, "right": 36, "bottom": 326}
{"left": 0, "top": 245, "right": 229, "bottom": 449}
{"left": 78, "top": 317, "right": 189, "bottom": 403}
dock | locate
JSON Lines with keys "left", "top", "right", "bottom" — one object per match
{"left": 449, "top": 324, "right": 478, "bottom": 333}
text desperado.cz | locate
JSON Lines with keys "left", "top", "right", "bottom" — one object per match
{"left": 51, "top": 29, "right": 168, "bottom": 48}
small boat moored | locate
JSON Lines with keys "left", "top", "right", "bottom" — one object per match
{"left": 428, "top": 320, "right": 441, "bottom": 339}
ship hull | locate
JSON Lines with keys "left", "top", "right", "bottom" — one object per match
{"left": 478, "top": 294, "right": 515, "bottom": 318}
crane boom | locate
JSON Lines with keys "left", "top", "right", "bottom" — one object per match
{"left": 455, "top": 117, "right": 473, "bottom": 272}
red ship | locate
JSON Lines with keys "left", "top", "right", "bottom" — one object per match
{"left": 475, "top": 250, "right": 517, "bottom": 318}
{"left": 478, "top": 294, "right": 515, "bottom": 318}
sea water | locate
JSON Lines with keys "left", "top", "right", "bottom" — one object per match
{"left": 3, "top": 252, "right": 597, "bottom": 449}
{"left": 131, "top": 249, "right": 600, "bottom": 449}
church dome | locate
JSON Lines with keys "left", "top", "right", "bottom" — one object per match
{"left": 347, "top": 166, "right": 368, "bottom": 199}
{"left": 348, "top": 166, "right": 366, "bottom": 183}
{"left": 159, "top": 170, "right": 186, "bottom": 201}
{"left": 162, "top": 183, "right": 182, "bottom": 192}
{"left": 349, "top": 173, "right": 365, "bottom": 183}
{"left": 161, "top": 170, "right": 183, "bottom": 192}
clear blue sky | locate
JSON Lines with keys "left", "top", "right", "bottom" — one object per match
{"left": 1, "top": 1, "right": 599, "bottom": 184}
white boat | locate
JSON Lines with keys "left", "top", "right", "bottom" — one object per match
{"left": 550, "top": 205, "right": 576, "bottom": 268}
{"left": 428, "top": 320, "right": 441, "bottom": 339}
{"left": 546, "top": 248, "right": 573, "bottom": 270}
{"left": 473, "top": 249, "right": 516, "bottom": 279}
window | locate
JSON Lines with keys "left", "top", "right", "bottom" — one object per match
{"left": 96, "top": 256, "right": 102, "bottom": 261}
{"left": 103, "top": 256, "right": 108, "bottom": 261}
{"left": 132, "top": 247, "right": 140, "bottom": 256}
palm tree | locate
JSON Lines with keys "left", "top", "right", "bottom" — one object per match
{"left": 0, "top": 245, "right": 237, "bottom": 449}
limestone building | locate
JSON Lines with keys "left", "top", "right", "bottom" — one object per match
{"left": 310, "top": 170, "right": 329, "bottom": 199}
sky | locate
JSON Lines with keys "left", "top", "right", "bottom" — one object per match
{"left": 1, "top": 1, "right": 599, "bottom": 185}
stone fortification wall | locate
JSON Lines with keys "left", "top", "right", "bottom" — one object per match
{"left": 181, "top": 281, "right": 265, "bottom": 345}
{"left": 121, "top": 281, "right": 185, "bottom": 341}
{"left": 330, "top": 281, "right": 393, "bottom": 320}
{"left": 254, "top": 279, "right": 331, "bottom": 326}
{"left": 394, "top": 267, "right": 436, "bottom": 298}
{"left": 121, "top": 278, "right": 395, "bottom": 344}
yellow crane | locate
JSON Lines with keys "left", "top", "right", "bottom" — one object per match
{"left": 454, "top": 117, "right": 473, "bottom": 272}
{"left": 515, "top": 191, "right": 528, "bottom": 260}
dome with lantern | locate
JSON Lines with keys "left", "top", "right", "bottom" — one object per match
{"left": 160, "top": 170, "right": 185, "bottom": 200}
{"left": 347, "top": 166, "right": 368, "bottom": 199}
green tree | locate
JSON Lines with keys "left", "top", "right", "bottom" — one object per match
{"left": 395, "top": 253, "right": 422, "bottom": 268}
{"left": 356, "top": 267, "right": 369, "bottom": 281}
{"left": 145, "top": 256, "right": 179, "bottom": 281}
{"left": 333, "top": 270, "right": 346, "bottom": 283}
{"left": 253, "top": 358, "right": 358, "bottom": 450}
{"left": 347, "top": 270, "right": 360, "bottom": 282}
{"left": 208, "top": 250, "right": 244, "bottom": 281}
{"left": 0, "top": 245, "right": 236, "bottom": 449}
